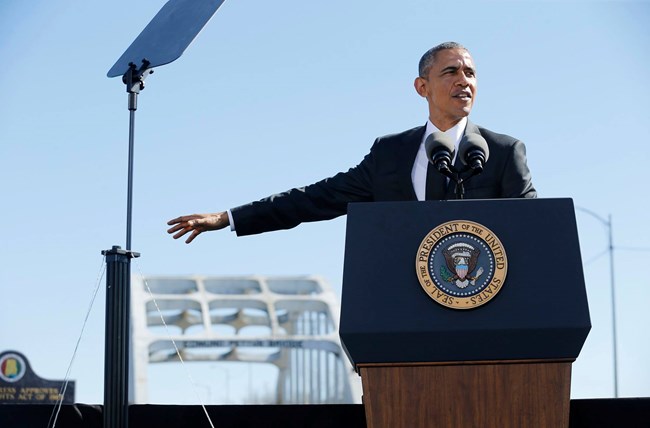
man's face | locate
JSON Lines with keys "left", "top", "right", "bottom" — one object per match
{"left": 414, "top": 48, "right": 477, "bottom": 131}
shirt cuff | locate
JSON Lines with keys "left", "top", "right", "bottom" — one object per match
{"left": 227, "top": 209, "right": 236, "bottom": 232}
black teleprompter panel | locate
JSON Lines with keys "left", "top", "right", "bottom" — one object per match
{"left": 339, "top": 198, "right": 591, "bottom": 366}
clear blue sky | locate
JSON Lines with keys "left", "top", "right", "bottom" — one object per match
{"left": 1, "top": 0, "right": 649, "bottom": 404}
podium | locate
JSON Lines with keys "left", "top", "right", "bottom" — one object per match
{"left": 339, "top": 198, "right": 591, "bottom": 428}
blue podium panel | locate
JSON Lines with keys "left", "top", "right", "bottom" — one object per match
{"left": 339, "top": 198, "right": 591, "bottom": 366}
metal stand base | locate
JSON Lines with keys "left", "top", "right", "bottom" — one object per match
{"left": 102, "top": 246, "right": 140, "bottom": 428}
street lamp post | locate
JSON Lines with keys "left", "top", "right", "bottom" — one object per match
{"left": 576, "top": 207, "right": 618, "bottom": 398}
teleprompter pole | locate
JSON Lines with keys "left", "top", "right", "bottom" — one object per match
{"left": 124, "top": 60, "right": 152, "bottom": 251}
{"left": 103, "top": 3, "right": 227, "bottom": 425}
{"left": 102, "top": 246, "right": 139, "bottom": 428}
{"left": 102, "top": 61, "right": 150, "bottom": 428}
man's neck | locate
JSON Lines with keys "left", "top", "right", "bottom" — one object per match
{"left": 427, "top": 117, "right": 467, "bottom": 139}
{"left": 429, "top": 117, "right": 466, "bottom": 132}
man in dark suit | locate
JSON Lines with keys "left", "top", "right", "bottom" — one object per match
{"left": 167, "top": 42, "right": 536, "bottom": 242}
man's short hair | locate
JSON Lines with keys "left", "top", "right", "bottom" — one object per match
{"left": 418, "top": 42, "right": 468, "bottom": 78}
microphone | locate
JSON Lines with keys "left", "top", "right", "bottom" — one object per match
{"left": 425, "top": 132, "right": 455, "bottom": 174}
{"left": 458, "top": 133, "right": 489, "bottom": 173}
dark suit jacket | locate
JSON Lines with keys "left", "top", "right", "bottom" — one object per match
{"left": 231, "top": 121, "right": 536, "bottom": 236}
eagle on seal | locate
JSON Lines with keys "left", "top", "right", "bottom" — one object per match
{"left": 443, "top": 243, "right": 482, "bottom": 288}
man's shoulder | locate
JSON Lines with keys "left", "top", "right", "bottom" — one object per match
{"left": 475, "top": 124, "right": 520, "bottom": 147}
{"left": 371, "top": 122, "right": 523, "bottom": 149}
{"left": 375, "top": 125, "right": 425, "bottom": 144}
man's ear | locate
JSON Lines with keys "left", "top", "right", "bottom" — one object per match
{"left": 414, "top": 77, "right": 427, "bottom": 98}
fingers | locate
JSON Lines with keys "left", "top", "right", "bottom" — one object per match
{"left": 167, "top": 221, "right": 195, "bottom": 235}
{"left": 167, "top": 223, "right": 184, "bottom": 234}
{"left": 170, "top": 224, "right": 203, "bottom": 243}
{"left": 167, "top": 216, "right": 182, "bottom": 226}
{"left": 168, "top": 215, "right": 196, "bottom": 238}
{"left": 167, "top": 215, "right": 199, "bottom": 234}
{"left": 167, "top": 215, "right": 207, "bottom": 243}
{"left": 167, "top": 212, "right": 227, "bottom": 244}
{"left": 172, "top": 227, "right": 192, "bottom": 240}
{"left": 167, "top": 215, "right": 198, "bottom": 226}
{"left": 185, "top": 229, "right": 201, "bottom": 244}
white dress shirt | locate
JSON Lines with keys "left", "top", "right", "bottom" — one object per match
{"left": 411, "top": 117, "right": 467, "bottom": 201}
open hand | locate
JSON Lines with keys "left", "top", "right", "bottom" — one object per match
{"left": 167, "top": 212, "right": 230, "bottom": 243}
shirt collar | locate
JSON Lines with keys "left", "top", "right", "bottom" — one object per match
{"left": 422, "top": 117, "right": 468, "bottom": 150}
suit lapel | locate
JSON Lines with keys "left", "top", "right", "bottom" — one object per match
{"left": 464, "top": 120, "right": 480, "bottom": 136}
{"left": 397, "top": 125, "right": 426, "bottom": 200}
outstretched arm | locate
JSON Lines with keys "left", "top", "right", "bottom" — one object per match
{"left": 167, "top": 138, "right": 380, "bottom": 239}
{"left": 167, "top": 211, "right": 230, "bottom": 244}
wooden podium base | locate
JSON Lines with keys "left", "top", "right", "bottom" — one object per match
{"left": 359, "top": 360, "right": 572, "bottom": 428}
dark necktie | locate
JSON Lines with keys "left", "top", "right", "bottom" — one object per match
{"left": 425, "top": 164, "right": 448, "bottom": 200}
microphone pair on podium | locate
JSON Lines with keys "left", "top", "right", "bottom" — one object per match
{"left": 425, "top": 132, "right": 490, "bottom": 198}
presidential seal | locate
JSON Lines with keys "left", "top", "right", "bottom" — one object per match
{"left": 416, "top": 220, "right": 507, "bottom": 309}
